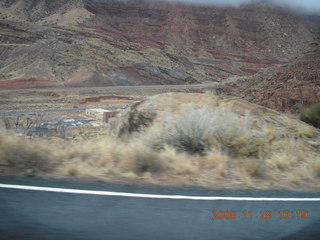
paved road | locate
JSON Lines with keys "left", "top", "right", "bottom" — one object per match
{"left": 0, "top": 83, "right": 216, "bottom": 93}
{"left": 0, "top": 106, "right": 128, "bottom": 115}
{"left": 0, "top": 108, "right": 86, "bottom": 115}
{"left": 0, "top": 176, "right": 319, "bottom": 240}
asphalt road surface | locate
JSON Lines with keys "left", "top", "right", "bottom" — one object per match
{"left": 0, "top": 176, "right": 319, "bottom": 240}
{"left": 0, "top": 106, "right": 128, "bottom": 115}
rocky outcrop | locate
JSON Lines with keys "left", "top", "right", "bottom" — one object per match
{"left": 221, "top": 42, "right": 320, "bottom": 112}
{"left": 109, "top": 100, "right": 157, "bottom": 137}
{"left": 0, "top": 0, "right": 85, "bottom": 22}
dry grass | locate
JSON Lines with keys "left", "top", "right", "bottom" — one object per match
{"left": 0, "top": 100, "right": 320, "bottom": 190}
{"left": 161, "top": 146, "right": 199, "bottom": 175}
{"left": 118, "top": 142, "right": 164, "bottom": 175}
{"left": 0, "top": 130, "right": 57, "bottom": 173}
{"left": 146, "top": 104, "right": 264, "bottom": 157}
{"left": 67, "top": 165, "right": 79, "bottom": 176}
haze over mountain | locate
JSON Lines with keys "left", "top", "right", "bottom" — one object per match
{"left": 0, "top": 0, "right": 319, "bottom": 89}
{"left": 156, "top": 0, "right": 320, "bottom": 13}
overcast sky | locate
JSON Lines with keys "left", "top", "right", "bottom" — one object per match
{"left": 160, "top": 0, "right": 320, "bottom": 14}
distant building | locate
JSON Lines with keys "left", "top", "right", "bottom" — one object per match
{"left": 85, "top": 109, "right": 118, "bottom": 123}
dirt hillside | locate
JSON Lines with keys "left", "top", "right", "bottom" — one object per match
{"left": 0, "top": 0, "right": 319, "bottom": 88}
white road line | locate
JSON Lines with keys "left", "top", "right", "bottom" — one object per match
{"left": 0, "top": 183, "right": 320, "bottom": 201}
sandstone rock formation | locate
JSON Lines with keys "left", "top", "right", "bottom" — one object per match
{"left": 0, "top": 0, "right": 319, "bottom": 88}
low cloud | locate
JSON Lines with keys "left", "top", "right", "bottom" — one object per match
{"left": 167, "top": 0, "right": 254, "bottom": 7}
{"left": 94, "top": 0, "right": 320, "bottom": 14}
{"left": 270, "top": 0, "right": 320, "bottom": 14}
{"left": 163, "top": 0, "right": 320, "bottom": 14}
{"left": 169, "top": 0, "right": 320, "bottom": 12}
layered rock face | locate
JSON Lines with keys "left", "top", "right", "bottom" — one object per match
{"left": 221, "top": 41, "right": 320, "bottom": 112}
{"left": 0, "top": 0, "right": 319, "bottom": 88}
{"left": 85, "top": 0, "right": 317, "bottom": 59}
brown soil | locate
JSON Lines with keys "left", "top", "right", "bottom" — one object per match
{"left": 82, "top": 95, "right": 136, "bottom": 104}
{"left": 0, "top": 78, "right": 60, "bottom": 89}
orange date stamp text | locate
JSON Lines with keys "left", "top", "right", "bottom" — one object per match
{"left": 211, "top": 210, "right": 309, "bottom": 220}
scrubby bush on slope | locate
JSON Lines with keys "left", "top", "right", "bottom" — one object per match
{"left": 155, "top": 104, "right": 262, "bottom": 157}
{"left": 301, "top": 103, "right": 320, "bottom": 128}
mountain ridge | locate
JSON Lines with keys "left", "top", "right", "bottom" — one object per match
{"left": 0, "top": 0, "right": 319, "bottom": 89}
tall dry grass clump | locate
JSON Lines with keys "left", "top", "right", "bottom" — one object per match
{"left": 148, "top": 104, "right": 263, "bottom": 157}
{"left": 117, "top": 142, "right": 165, "bottom": 175}
{"left": 0, "top": 130, "right": 56, "bottom": 173}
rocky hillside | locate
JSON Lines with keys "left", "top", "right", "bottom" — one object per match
{"left": 0, "top": 0, "right": 319, "bottom": 88}
{"left": 221, "top": 41, "right": 320, "bottom": 112}
{"left": 0, "top": 0, "right": 86, "bottom": 23}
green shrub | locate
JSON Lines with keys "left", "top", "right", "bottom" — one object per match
{"left": 300, "top": 103, "right": 320, "bottom": 128}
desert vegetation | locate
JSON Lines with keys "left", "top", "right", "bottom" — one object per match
{"left": 0, "top": 130, "right": 57, "bottom": 174}
{"left": 1, "top": 94, "right": 320, "bottom": 190}
{"left": 150, "top": 105, "right": 259, "bottom": 156}
{"left": 301, "top": 103, "right": 320, "bottom": 128}
{"left": 2, "top": 113, "right": 46, "bottom": 129}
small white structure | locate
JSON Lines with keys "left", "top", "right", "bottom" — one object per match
{"left": 86, "top": 108, "right": 118, "bottom": 122}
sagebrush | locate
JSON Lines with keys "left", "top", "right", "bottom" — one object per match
{"left": 300, "top": 103, "right": 320, "bottom": 128}
{"left": 152, "top": 104, "right": 263, "bottom": 157}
